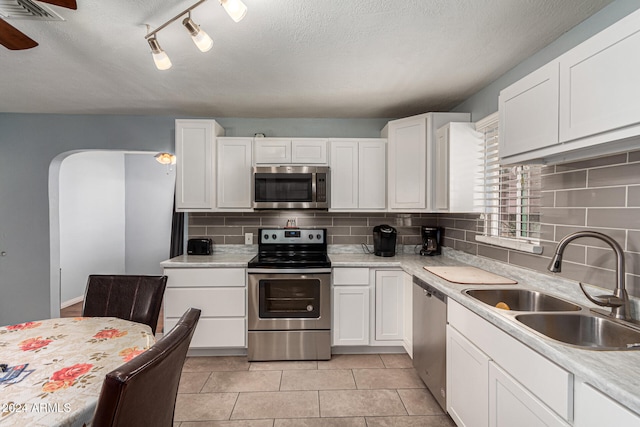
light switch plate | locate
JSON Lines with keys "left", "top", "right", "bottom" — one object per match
{"left": 245, "top": 233, "right": 253, "bottom": 245}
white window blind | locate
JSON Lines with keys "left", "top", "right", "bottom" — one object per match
{"left": 474, "top": 112, "right": 543, "bottom": 254}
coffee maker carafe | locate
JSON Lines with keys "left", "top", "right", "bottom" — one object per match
{"left": 420, "top": 226, "right": 442, "bottom": 256}
{"left": 373, "top": 224, "right": 397, "bottom": 257}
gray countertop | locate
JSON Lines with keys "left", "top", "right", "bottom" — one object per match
{"left": 161, "top": 248, "right": 640, "bottom": 414}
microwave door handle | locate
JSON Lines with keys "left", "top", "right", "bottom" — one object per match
{"left": 311, "top": 172, "right": 316, "bottom": 203}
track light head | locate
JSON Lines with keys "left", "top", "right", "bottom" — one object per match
{"left": 147, "top": 37, "right": 172, "bottom": 71}
{"left": 220, "top": 0, "right": 247, "bottom": 23}
{"left": 182, "top": 16, "right": 213, "bottom": 52}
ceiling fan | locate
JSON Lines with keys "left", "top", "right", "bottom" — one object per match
{"left": 0, "top": 0, "right": 76, "bottom": 50}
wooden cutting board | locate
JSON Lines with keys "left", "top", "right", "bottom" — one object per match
{"left": 423, "top": 266, "right": 517, "bottom": 285}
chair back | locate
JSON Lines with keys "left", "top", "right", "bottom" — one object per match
{"left": 92, "top": 307, "right": 201, "bottom": 427}
{"left": 82, "top": 275, "right": 167, "bottom": 334}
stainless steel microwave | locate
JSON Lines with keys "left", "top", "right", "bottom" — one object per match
{"left": 253, "top": 166, "right": 329, "bottom": 210}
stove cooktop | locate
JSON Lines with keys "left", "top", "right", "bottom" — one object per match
{"left": 248, "top": 228, "right": 330, "bottom": 269}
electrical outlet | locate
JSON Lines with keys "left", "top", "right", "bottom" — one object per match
{"left": 245, "top": 233, "right": 253, "bottom": 245}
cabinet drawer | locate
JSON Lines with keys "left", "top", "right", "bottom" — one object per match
{"left": 164, "top": 288, "right": 245, "bottom": 317}
{"left": 449, "top": 300, "right": 572, "bottom": 420}
{"left": 165, "top": 268, "right": 245, "bottom": 287}
{"left": 333, "top": 268, "right": 370, "bottom": 286}
{"left": 165, "top": 317, "right": 245, "bottom": 348}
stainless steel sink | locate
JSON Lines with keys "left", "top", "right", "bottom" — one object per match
{"left": 464, "top": 289, "right": 582, "bottom": 312}
{"left": 516, "top": 313, "right": 640, "bottom": 350}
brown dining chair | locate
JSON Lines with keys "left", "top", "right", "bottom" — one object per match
{"left": 92, "top": 307, "right": 201, "bottom": 427}
{"left": 82, "top": 275, "right": 167, "bottom": 334}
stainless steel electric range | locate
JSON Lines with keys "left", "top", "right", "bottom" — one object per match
{"left": 247, "top": 228, "right": 331, "bottom": 361}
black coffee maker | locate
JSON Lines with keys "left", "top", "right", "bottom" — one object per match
{"left": 420, "top": 226, "right": 442, "bottom": 256}
{"left": 373, "top": 224, "right": 397, "bottom": 257}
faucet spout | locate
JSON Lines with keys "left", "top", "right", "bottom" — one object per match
{"left": 547, "top": 231, "right": 630, "bottom": 321}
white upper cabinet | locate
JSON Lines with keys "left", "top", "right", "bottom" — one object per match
{"left": 217, "top": 137, "right": 253, "bottom": 209}
{"left": 559, "top": 8, "right": 640, "bottom": 144}
{"left": 383, "top": 112, "right": 470, "bottom": 211}
{"left": 292, "top": 139, "right": 328, "bottom": 164}
{"left": 499, "top": 8, "right": 640, "bottom": 164}
{"left": 499, "top": 60, "right": 560, "bottom": 159}
{"left": 175, "top": 119, "right": 224, "bottom": 211}
{"left": 254, "top": 139, "right": 291, "bottom": 164}
{"left": 254, "top": 138, "right": 328, "bottom": 164}
{"left": 434, "top": 122, "right": 482, "bottom": 212}
{"left": 329, "top": 139, "right": 386, "bottom": 211}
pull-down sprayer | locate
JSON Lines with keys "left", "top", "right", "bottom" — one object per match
{"left": 548, "top": 231, "right": 631, "bottom": 322}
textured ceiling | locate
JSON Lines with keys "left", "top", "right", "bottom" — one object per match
{"left": 0, "top": 0, "right": 613, "bottom": 118}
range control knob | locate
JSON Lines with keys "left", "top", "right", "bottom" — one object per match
{"left": 308, "top": 234, "right": 314, "bottom": 240}
{"left": 272, "top": 234, "right": 277, "bottom": 240}
{"left": 316, "top": 234, "right": 322, "bottom": 240}
{"left": 263, "top": 234, "right": 269, "bottom": 240}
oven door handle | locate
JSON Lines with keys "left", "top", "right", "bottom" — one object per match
{"left": 247, "top": 268, "right": 332, "bottom": 274}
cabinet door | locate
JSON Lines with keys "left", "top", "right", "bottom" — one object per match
{"left": 217, "top": 138, "right": 253, "bottom": 208}
{"left": 448, "top": 123, "right": 481, "bottom": 212}
{"left": 574, "top": 380, "right": 640, "bottom": 427}
{"left": 292, "top": 139, "right": 328, "bottom": 164}
{"left": 333, "top": 286, "right": 370, "bottom": 346}
{"left": 329, "top": 140, "right": 358, "bottom": 209}
{"left": 489, "top": 362, "right": 569, "bottom": 427}
{"left": 175, "top": 120, "right": 218, "bottom": 210}
{"left": 375, "top": 270, "right": 404, "bottom": 341}
{"left": 559, "top": 8, "right": 640, "bottom": 143}
{"left": 447, "top": 325, "right": 489, "bottom": 427}
{"left": 402, "top": 272, "right": 412, "bottom": 357}
{"left": 164, "top": 317, "right": 245, "bottom": 348}
{"left": 434, "top": 125, "right": 450, "bottom": 211}
{"left": 499, "top": 60, "right": 559, "bottom": 159}
{"left": 387, "top": 116, "right": 427, "bottom": 210}
{"left": 254, "top": 139, "right": 291, "bottom": 164}
{"left": 358, "top": 140, "right": 386, "bottom": 210}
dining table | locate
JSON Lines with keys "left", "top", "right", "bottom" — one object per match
{"left": 0, "top": 317, "right": 155, "bottom": 427}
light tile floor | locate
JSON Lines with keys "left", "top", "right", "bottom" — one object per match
{"left": 174, "top": 354, "right": 456, "bottom": 427}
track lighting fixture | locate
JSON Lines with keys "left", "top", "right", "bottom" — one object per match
{"left": 144, "top": 0, "right": 247, "bottom": 70}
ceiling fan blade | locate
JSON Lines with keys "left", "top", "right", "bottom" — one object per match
{"left": 38, "top": 0, "right": 77, "bottom": 10}
{"left": 0, "top": 18, "right": 39, "bottom": 50}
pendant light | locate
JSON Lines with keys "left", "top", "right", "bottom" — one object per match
{"left": 182, "top": 14, "right": 213, "bottom": 52}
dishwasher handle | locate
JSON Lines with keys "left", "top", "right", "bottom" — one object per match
{"left": 413, "top": 276, "right": 447, "bottom": 304}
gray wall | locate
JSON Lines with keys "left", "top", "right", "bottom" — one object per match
{"left": 0, "top": 115, "right": 174, "bottom": 325}
{"left": 453, "top": 0, "right": 640, "bottom": 121}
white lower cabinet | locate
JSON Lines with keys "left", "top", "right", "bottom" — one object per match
{"left": 447, "top": 300, "right": 572, "bottom": 427}
{"left": 489, "top": 362, "right": 569, "bottom": 427}
{"left": 574, "top": 380, "right": 640, "bottom": 427}
{"left": 163, "top": 267, "right": 246, "bottom": 348}
{"left": 332, "top": 268, "right": 370, "bottom": 346}
{"left": 333, "top": 286, "right": 370, "bottom": 346}
{"left": 332, "top": 268, "right": 409, "bottom": 349}
{"left": 375, "top": 270, "right": 404, "bottom": 341}
{"left": 446, "top": 324, "right": 489, "bottom": 427}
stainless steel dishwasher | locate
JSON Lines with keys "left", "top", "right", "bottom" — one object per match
{"left": 413, "top": 275, "right": 447, "bottom": 411}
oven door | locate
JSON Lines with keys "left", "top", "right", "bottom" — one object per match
{"left": 248, "top": 271, "right": 331, "bottom": 330}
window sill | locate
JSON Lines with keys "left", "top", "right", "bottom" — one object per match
{"left": 475, "top": 235, "right": 543, "bottom": 254}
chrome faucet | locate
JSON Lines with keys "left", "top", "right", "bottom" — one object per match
{"left": 548, "top": 231, "right": 631, "bottom": 322}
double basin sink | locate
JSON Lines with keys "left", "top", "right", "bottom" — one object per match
{"left": 464, "top": 288, "right": 640, "bottom": 351}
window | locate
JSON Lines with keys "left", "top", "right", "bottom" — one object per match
{"left": 474, "top": 112, "right": 543, "bottom": 254}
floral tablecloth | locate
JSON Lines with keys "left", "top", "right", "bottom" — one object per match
{"left": 0, "top": 317, "right": 155, "bottom": 426}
